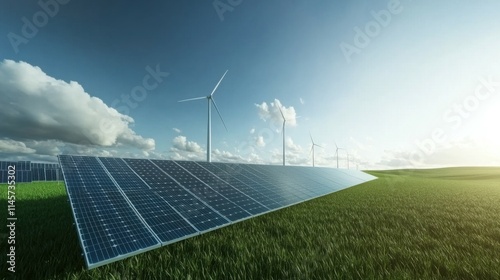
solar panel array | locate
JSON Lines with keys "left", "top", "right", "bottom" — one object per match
{"left": 31, "top": 163, "right": 62, "bottom": 181}
{"left": 58, "top": 155, "right": 377, "bottom": 269}
{"left": 0, "top": 161, "right": 62, "bottom": 183}
{"left": 0, "top": 161, "right": 32, "bottom": 183}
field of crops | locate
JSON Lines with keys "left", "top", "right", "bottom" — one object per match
{"left": 1, "top": 167, "right": 500, "bottom": 279}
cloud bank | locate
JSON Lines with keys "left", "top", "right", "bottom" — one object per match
{"left": 0, "top": 60, "right": 155, "bottom": 155}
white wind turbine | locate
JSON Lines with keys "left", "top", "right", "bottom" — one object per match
{"left": 178, "top": 70, "right": 228, "bottom": 162}
{"left": 278, "top": 106, "right": 287, "bottom": 166}
{"left": 334, "top": 141, "right": 341, "bottom": 169}
{"left": 309, "top": 132, "right": 322, "bottom": 167}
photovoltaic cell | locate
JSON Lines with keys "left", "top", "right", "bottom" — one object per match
{"left": 59, "top": 155, "right": 377, "bottom": 269}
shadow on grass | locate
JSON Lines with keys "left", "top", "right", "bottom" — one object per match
{"left": 0, "top": 192, "right": 86, "bottom": 279}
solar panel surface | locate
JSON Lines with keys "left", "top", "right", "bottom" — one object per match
{"left": 59, "top": 155, "right": 377, "bottom": 269}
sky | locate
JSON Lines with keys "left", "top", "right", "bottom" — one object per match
{"left": 1, "top": 0, "right": 500, "bottom": 169}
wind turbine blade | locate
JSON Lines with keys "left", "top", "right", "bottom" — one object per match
{"left": 210, "top": 70, "right": 229, "bottom": 97}
{"left": 278, "top": 106, "right": 285, "bottom": 120}
{"left": 309, "top": 131, "right": 314, "bottom": 143}
{"left": 315, "top": 144, "right": 323, "bottom": 148}
{"left": 211, "top": 98, "right": 228, "bottom": 132}
{"left": 178, "top": 96, "right": 206, "bottom": 102}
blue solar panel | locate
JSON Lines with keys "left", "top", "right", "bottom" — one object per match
{"left": 59, "top": 155, "right": 161, "bottom": 269}
{"left": 217, "top": 163, "right": 295, "bottom": 207}
{"left": 0, "top": 161, "right": 62, "bottom": 182}
{"left": 132, "top": 159, "right": 229, "bottom": 231}
{"left": 0, "top": 171, "right": 7, "bottom": 183}
{"left": 0, "top": 161, "right": 33, "bottom": 183}
{"left": 59, "top": 155, "right": 377, "bottom": 269}
{"left": 99, "top": 157, "right": 198, "bottom": 243}
{"left": 194, "top": 162, "right": 270, "bottom": 215}
{"left": 170, "top": 161, "right": 253, "bottom": 221}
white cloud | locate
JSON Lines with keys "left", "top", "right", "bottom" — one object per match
{"left": 171, "top": 136, "right": 204, "bottom": 153}
{"left": 286, "top": 137, "right": 302, "bottom": 153}
{"left": 255, "top": 99, "right": 298, "bottom": 128}
{"left": 0, "top": 60, "right": 155, "bottom": 152}
{"left": 173, "top": 128, "right": 181, "bottom": 133}
{"left": 255, "top": 136, "right": 266, "bottom": 148}
{"left": 299, "top": 97, "right": 305, "bottom": 105}
{"left": 250, "top": 128, "right": 255, "bottom": 134}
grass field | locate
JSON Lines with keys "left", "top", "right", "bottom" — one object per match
{"left": 1, "top": 167, "right": 500, "bottom": 279}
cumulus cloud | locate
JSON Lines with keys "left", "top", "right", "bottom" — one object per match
{"left": 255, "top": 99, "right": 298, "bottom": 128}
{"left": 167, "top": 134, "right": 266, "bottom": 164}
{"left": 0, "top": 60, "right": 155, "bottom": 151}
{"left": 171, "top": 136, "right": 204, "bottom": 153}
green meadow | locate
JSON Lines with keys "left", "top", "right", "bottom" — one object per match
{"left": 1, "top": 167, "right": 500, "bottom": 279}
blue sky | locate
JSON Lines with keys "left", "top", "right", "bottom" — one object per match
{"left": 1, "top": 0, "right": 500, "bottom": 169}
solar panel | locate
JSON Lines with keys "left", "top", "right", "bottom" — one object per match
{"left": 30, "top": 162, "right": 62, "bottom": 181}
{"left": 0, "top": 161, "right": 32, "bottom": 183}
{"left": 59, "top": 155, "right": 377, "bottom": 269}
{"left": 59, "top": 156, "right": 161, "bottom": 268}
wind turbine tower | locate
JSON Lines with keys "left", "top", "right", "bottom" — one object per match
{"left": 278, "top": 106, "right": 286, "bottom": 166}
{"left": 334, "top": 142, "right": 341, "bottom": 169}
{"left": 347, "top": 152, "right": 350, "bottom": 169}
{"left": 178, "top": 70, "right": 229, "bottom": 162}
{"left": 309, "top": 132, "right": 322, "bottom": 167}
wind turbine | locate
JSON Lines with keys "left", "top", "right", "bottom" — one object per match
{"left": 346, "top": 151, "right": 350, "bottom": 169}
{"left": 334, "top": 141, "right": 341, "bottom": 168}
{"left": 309, "top": 132, "right": 322, "bottom": 167}
{"left": 278, "top": 106, "right": 286, "bottom": 166}
{"left": 178, "top": 70, "right": 228, "bottom": 162}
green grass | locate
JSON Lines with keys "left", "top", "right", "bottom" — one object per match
{"left": 1, "top": 167, "right": 500, "bottom": 279}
